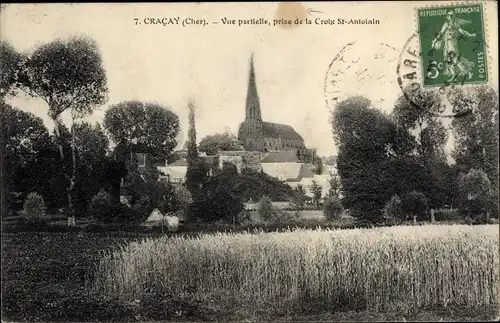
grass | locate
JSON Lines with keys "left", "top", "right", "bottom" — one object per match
{"left": 2, "top": 225, "right": 499, "bottom": 321}
{"left": 91, "top": 225, "right": 499, "bottom": 316}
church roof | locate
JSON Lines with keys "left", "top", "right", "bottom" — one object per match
{"left": 262, "top": 122, "right": 303, "bottom": 141}
{"left": 261, "top": 151, "right": 298, "bottom": 163}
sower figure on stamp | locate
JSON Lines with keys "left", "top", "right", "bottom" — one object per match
{"left": 431, "top": 10, "right": 477, "bottom": 82}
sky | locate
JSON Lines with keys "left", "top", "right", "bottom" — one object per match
{"left": 1, "top": 2, "right": 498, "bottom": 157}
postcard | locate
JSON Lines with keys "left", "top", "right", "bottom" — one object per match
{"left": 1, "top": 2, "right": 498, "bottom": 322}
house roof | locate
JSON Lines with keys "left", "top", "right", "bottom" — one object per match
{"left": 169, "top": 158, "right": 188, "bottom": 166}
{"left": 299, "top": 164, "right": 315, "bottom": 179}
{"left": 261, "top": 151, "right": 299, "bottom": 163}
{"left": 168, "top": 156, "right": 216, "bottom": 166}
{"left": 158, "top": 165, "right": 187, "bottom": 180}
{"left": 261, "top": 162, "right": 302, "bottom": 181}
{"left": 217, "top": 150, "right": 260, "bottom": 157}
{"left": 262, "top": 121, "right": 304, "bottom": 141}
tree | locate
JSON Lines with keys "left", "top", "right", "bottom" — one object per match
{"left": 121, "top": 163, "right": 180, "bottom": 223}
{"left": 0, "top": 103, "right": 60, "bottom": 213}
{"left": 186, "top": 98, "right": 199, "bottom": 164}
{"left": 221, "top": 161, "right": 238, "bottom": 175}
{"left": 332, "top": 96, "right": 401, "bottom": 222}
{"left": 189, "top": 172, "right": 244, "bottom": 223}
{"left": 327, "top": 172, "right": 341, "bottom": 199}
{"left": 185, "top": 98, "right": 210, "bottom": 200}
{"left": 309, "top": 180, "right": 323, "bottom": 208}
{"left": 290, "top": 185, "right": 306, "bottom": 215}
{"left": 198, "top": 131, "right": 244, "bottom": 155}
{"left": 17, "top": 36, "right": 108, "bottom": 219}
{"left": 1, "top": 41, "right": 23, "bottom": 217}
{"left": 258, "top": 195, "right": 275, "bottom": 221}
{"left": 322, "top": 155, "right": 337, "bottom": 165}
{"left": 401, "top": 191, "right": 429, "bottom": 222}
{"left": 313, "top": 156, "right": 324, "bottom": 175}
{"left": 449, "top": 86, "right": 499, "bottom": 200}
{"left": 458, "top": 168, "right": 495, "bottom": 222}
{"left": 72, "top": 122, "right": 110, "bottom": 218}
{"left": 392, "top": 87, "right": 447, "bottom": 161}
{"left": 174, "top": 184, "right": 192, "bottom": 214}
{"left": 0, "top": 41, "right": 22, "bottom": 99}
{"left": 391, "top": 88, "right": 454, "bottom": 209}
{"left": 18, "top": 36, "right": 108, "bottom": 160}
{"left": 104, "top": 101, "right": 180, "bottom": 161}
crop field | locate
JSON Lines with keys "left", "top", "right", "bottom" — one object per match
{"left": 91, "top": 225, "right": 499, "bottom": 317}
{"left": 2, "top": 225, "right": 499, "bottom": 322}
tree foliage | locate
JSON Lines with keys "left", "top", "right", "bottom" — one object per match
{"left": 14, "top": 36, "right": 109, "bottom": 219}
{"left": 71, "top": 122, "right": 110, "bottom": 217}
{"left": 290, "top": 185, "right": 306, "bottom": 215}
{"left": 18, "top": 36, "right": 108, "bottom": 118}
{"left": 449, "top": 86, "right": 499, "bottom": 192}
{"left": 401, "top": 191, "right": 429, "bottom": 221}
{"left": 0, "top": 103, "right": 63, "bottom": 210}
{"left": 0, "top": 41, "right": 22, "bottom": 99}
{"left": 17, "top": 36, "right": 108, "bottom": 158}
{"left": 458, "top": 168, "right": 495, "bottom": 220}
{"left": 198, "top": 131, "right": 244, "bottom": 155}
{"left": 309, "top": 180, "right": 323, "bottom": 207}
{"left": 189, "top": 172, "right": 244, "bottom": 223}
{"left": 258, "top": 195, "right": 275, "bottom": 221}
{"left": 313, "top": 156, "right": 324, "bottom": 175}
{"left": 332, "top": 96, "right": 401, "bottom": 222}
{"left": 327, "top": 173, "right": 341, "bottom": 199}
{"left": 104, "top": 101, "right": 180, "bottom": 161}
{"left": 186, "top": 98, "right": 198, "bottom": 164}
{"left": 120, "top": 163, "right": 181, "bottom": 224}
{"left": 392, "top": 87, "right": 447, "bottom": 161}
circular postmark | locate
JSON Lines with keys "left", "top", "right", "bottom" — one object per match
{"left": 396, "top": 33, "right": 475, "bottom": 118}
{"left": 324, "top": 41, "right": 400, "bottom": 112}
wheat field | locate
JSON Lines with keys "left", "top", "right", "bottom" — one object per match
{"left": 89, "top": 225, "right": 499, "bottom": 313}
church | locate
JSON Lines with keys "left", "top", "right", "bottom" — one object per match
{"left": 237, "top": 54, "right": 316, "bottom": 163}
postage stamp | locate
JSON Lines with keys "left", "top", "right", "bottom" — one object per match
{"left": 417, "top": 3, "right": 488, "bottom": 87}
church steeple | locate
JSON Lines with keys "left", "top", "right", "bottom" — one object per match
{"left": 245, "top": 53, "right": 262, "bottom": 121}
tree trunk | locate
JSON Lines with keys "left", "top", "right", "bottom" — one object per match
{"left": 67, "top": 122, "right": 77, "bottom": 226}
{"left": 0, "top": 115, "right": 6, "bottom": 218}
{"left": 52, "top": 117, "right": 65, "bottom": 161}
{"left": 430, "top": 208, "right": 436, "bottom": 223}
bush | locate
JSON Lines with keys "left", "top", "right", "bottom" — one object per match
{"left": 271, "top": 210, "right": 300, "bottom": 224}
{"left": 384, "top": 195, "right": 403, "bottom": 223}
{"left": 323, "top": 196, "right": 344, "bottom": 220}
{"left": 458, "top": 169, "right": 495, "bottom": 223}
{"left": 20, "top": 192, "right": 47, "bottom": 225}
{"left": 89, "top": 189, "right": 113, "bottom": 223}
{"left": 401, "top": 191, "right": 429, "bottom": 222}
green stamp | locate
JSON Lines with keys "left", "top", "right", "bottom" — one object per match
{"left": 417, "top": 3, "right": 488, "bottom": 87}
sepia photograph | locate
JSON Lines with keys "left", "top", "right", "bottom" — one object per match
{"left": 1, "top": 1, "right": 499, "bottom": 322}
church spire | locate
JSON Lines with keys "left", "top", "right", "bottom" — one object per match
{"left": 245, "top": 53, "right": 261, "bottom": 121}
